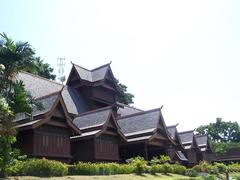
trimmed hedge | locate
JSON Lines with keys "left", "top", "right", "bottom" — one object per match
{"left": 187, "top": 161, "right": 240, "bottom": 178}
{"left": 8, "top": 157, "right": 240, "bottom": 178}
{"left": 9, "top": 158, "right": 68, "bottom": 177}
{"left": 172, "top": 164, "right": 187, "bottom": 175}
{"left": 185, "top": 168, "right": 198, "bottom": 177}
{"left": 68, "top": 162, "right": 134, "bottom": 175}
{"left": 228, "top": 163, "right": 240, "bottom": 173}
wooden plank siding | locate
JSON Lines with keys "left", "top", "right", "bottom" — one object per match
{"left": 33, "top": 129, "right": 70, "bottom": 158}
{"left": 119, "top": 143, "right": 147, "bottom": 160}
{"left": 71, "top": 135, "right": 120, "bottom": 162}
{"left": 16, "top": 130, "right": 34, "bottom": 155}
{"left": 94, "top": 135, "right": 120, "bottom": 161}
{"left": 91, "top": 87, "right": 115, "bottom": 104}
{"left": 71, "top": 139, "right": 95, "bottom": 162}
{"left": 186, "top": 149, "right": 198, "bottom": 166}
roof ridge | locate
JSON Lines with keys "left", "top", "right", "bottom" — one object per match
{"left": 117, "top": 108, "right": 161, "bottom": 120}
{"left": 178, "top": 130, "right": 194, "bottom": 134}
{"left": 72, "top": 62, "right": 110, "bottom": 72}
{"left": 167, "top": 124, "right": 178, "bottom": 128}
{"left": 195, "top": 134, "right": 207, "bottom": 138}
{"left": 91, "top": 62, "right": 110, "bottom": 72}
{"left": 19, "top": 71, "right": 64, "bottom": 86}
{"left": 72, "top": 62, "right": 91, "bottom": 72}
{"left": 117, "top": 102, "right": 143, "bottom": 112}
{"left": 74, "top": 106, "right": 112, "bottom": 118}
{"left": 35, "top": 91, "right": 61, "bottom": 100}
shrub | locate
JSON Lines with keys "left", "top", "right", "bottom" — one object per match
{"left": 21, "top": 158, "right": 68, "bottom": 177}
{"left": 150, "top": 156, "right": 159, "bottom": 165}
{"left": 203, "top": 174, "right": 216, "bottom": 180}
{"left": 68, "top": 162, "right": 134, "bottom": 175}
{"left": 208, "top": 165, "right": 219, "bottom": 175}
{"left": 232, "top": 174, "right": 240, "bottom": 180}
{"left": 69, "top": 162, "right": 98, "bottom": 175}
{"left": 213, "top": 163, "right": 227, "bottom": 173}
{"left": 159, "top": 155, "right": 170, "bottom": 164}
{"left": 228, "top": 163, "right": 240, "bottom": 173}
{"left": 199, "top": 161, "right": 212, "bottom": 173}
{"left": 185, "top": 168, "right": 198, "bottom": 177}
{"left": 162, "top": 163, "right": 173, "bottom": 174}
{"left": 116, "top": 164, "right": 134, "bottom": 174}
{"left": 172, "top": 164, "right": 186, "bottom": 175}
{"left": 192, "top": 164, "right": 201, "bottom": 173}
{"left": 191, "top": 161, "right": 219, "bottom": 175}
{"left": 129, "top": 156, "right": 147, "bottom": 175}
{"left": 7, "top": 160, "right": 24, "bottom": 176}
{"left": 0, "top": 136, "right": 16, "bottom": 177}
{"left": 149, "top": 164, "right": 160, "bottom": 175}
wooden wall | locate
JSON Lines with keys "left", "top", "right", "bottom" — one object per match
{"left": 119, "top": 143, "right": 146, "bottom": 161}
{"left": 186, "top": 149, "right": 198, "bottom": 164}
{"left": 16, "top": 130, "right": 34, "bottom": 155}
{"left": 91, "top": 87, "right": 115, "bottom": 104}
{"left": 71, "top": 134, "right": 120, "bottom": 162}
{"left": 94, "top": 135, "right": 119, "bottom": 161}
{"left": 71, "top": 139, "right": 95, "bottom": 162}
{"left": 166, "top": 147, "right": 176, "bottom": 160}
{"left": 33, "top": 125, "right": 71, "bottom": 159}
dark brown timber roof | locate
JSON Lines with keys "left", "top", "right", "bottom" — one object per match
{"left": 178, "top": 130, "right": 200, "bottom": 151}
{"left": 61, "top": 86, "right": 88, "bottom": 115}
{"left": 72, "top": 63, "right": 110, "bottom": 82}
{"left": 167, "top": 124, "right": 178, "bottom": 140}
{"left": 195, "top": 134, "right": 211, "bottom": 152}
{"left": 16, "top": 71, "right": 63, "bottom": 98}
{"left": 14, "top": 92, "right": 59, "bottom": 122}
{"left": 117, "top": 108, "right": 174, "bottom": 144}
{"left": 71, "top": 106, "right": 126, "bottom": 140}
{"left": 73, "top": 106, "right": 112, "bottom": 130}
{"left": 16, "top": 71, "right": 88, "bottom": 115}
{"left": 14, "top": 91, "right": 81, "bottom": 134}
{"left": 117, "top": 102, "right": 143, "bottom": 117}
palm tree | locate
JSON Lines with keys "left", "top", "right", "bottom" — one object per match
{"left": 0, "top": 33, "right": 35, "bottom": 92}
{"left": 0, "top": 33, "right": 38, "bottom": 177}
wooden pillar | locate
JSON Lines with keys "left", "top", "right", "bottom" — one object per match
{"left": 144, "top": 143, "right": 148, "bottom": 161}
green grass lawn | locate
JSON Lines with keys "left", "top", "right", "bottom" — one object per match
{"left": 9, "top": 173, "right": 201, "bottom": 180}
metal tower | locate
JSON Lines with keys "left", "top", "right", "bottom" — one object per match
{"left": 57, "top": 57, "right": 66, "bottom": 84}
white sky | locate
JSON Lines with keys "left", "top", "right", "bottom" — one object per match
{"left": 2, "top": 0, "right": 240, "bottom": 131}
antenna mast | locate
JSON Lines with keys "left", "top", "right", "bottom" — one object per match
{"left": 57, "top": 57, "right": 66, "bottom": 84}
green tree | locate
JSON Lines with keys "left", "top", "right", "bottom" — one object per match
{"left": 116, "top": 79, "right": 134, "bottom": 105}
{"left": 196, "top": 118, "right": 240, "bottom": 155}
{"left": 24, "top": 57, "right": 56, "bottom": 80}
{"left": 0, "top": 33, "right": 39, "bottom": 177}
{"left": 196, "top": 118, "right": 240, "bottom": 143}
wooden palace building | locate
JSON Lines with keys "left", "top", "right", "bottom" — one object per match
{"left": 14, "top": 91, "right": 80, "bottom": 162}
{"left": 71, "top": 106, "right": 126, "bottom": 162}
{"left": 178, "top": 130, "right": 202, "bottom": 166}
{"left": 195, "top": 134, "right": 213, "bottom": 162}
{"left": 167, "top": 125, "right": 188, "bottom": 165}
{"left": 117, "top": 108, "right": 175, "bottom": 161}
{"left": 13, "top": 62, "right": 214, "bottom": 164}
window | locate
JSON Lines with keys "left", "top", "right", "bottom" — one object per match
{"left": 57, "top": 135, "right": 60, "bottom": 148}
{"left": 57, "top": 135, "right": 63, "bottom": 148}
{"left": 46, "top": 135, "right": 49, "bottom": 147}
{"left": 42, "top": 134, "right": 49, "bottom": 147}
{"left": 42, "top": 135, "right": 45, "bottom": 146}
